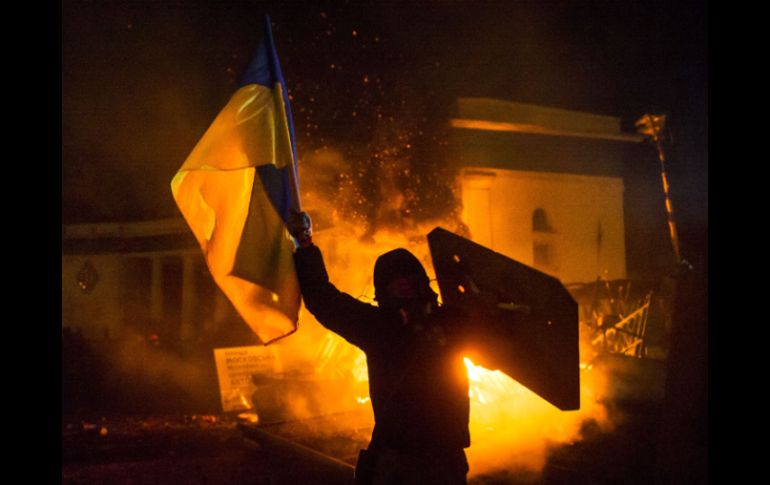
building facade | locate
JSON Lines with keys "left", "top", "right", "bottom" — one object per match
{"left": 449, "top": 97, "right": 644, "bottom": 284}
{"left": 62, "top": 218, "right": 235, "bottom": 344}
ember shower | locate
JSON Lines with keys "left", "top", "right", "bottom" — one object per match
{"left": 63, "top": 1, "right": 705, "bottom": 480}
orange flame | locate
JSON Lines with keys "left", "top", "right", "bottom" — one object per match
{"left": 267, "top": 147, "right": 613, "bottom": 476}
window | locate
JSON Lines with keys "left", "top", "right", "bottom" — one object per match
{"left": 532, "top": 208, "right": 554, "bottom": 270}
{"left": 533, "top": 242, "right": 551, "bottom": 267}
{"left": 532, "top": 208, "right": 552, "bottom": 232}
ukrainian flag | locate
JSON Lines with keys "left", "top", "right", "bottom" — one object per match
{"left": 171, "top": 16, "right": 300, "bottom": 344}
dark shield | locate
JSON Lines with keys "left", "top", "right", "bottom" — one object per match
{"left": 428, "top": 227, "right": 580, "bottom": 411}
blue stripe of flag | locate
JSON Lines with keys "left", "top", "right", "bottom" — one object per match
{"left": 238, "top": 16, "right": 299, "bottom": 224}
{"left": 237, "top": 15, "right": 281, "bottom": 89}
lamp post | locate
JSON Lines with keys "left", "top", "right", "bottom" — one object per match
{"left": 636, "top": 113, "right": 683, "bottom": 266}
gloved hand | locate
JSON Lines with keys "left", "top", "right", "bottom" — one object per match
{"left": 287, "top": 209, "right": 312, "bottom": 248}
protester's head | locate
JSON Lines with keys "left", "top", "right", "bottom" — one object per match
{"left": 374, "top": 248, "right": 437, "bottom": 311}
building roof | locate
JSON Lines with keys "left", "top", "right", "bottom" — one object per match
{"left": 451, "top": 98, "right": 644, "bottom": 143}
{"left": 448, "top": 98, "right": 648, "bottom": 177}
{"left": 62, "top": 218, "right": 198, "bottom": 255}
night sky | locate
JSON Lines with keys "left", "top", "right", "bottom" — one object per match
{"left": 62, "top": 0, "right": 707, "bottom": 264}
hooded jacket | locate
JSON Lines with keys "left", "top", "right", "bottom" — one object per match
{"left": 293, "top": 244, "right": 471, "bottom": 451}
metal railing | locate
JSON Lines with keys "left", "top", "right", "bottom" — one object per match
{"left": 590, "top": 292, "right": 652, "bottom": 358}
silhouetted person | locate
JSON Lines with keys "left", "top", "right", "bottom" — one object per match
{"left": 289, "top": 210, "right": 470, "bottom": 485}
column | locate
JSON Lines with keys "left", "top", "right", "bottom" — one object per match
{"left": 150, "top": 256, "right": 163, "bottom": 327}
{"left": 180, "top": 253, "right": 196, "bottom": 341}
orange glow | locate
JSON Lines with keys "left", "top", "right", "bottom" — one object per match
{"left": 450, "top": 118, "right": 645, "bottom": 143}
{"left": 273, "top": 215, "right": 612, "bottom": 475}
{"left": 237, "top": 412, "right": 260, "bottom": 424}
{"left": 351, "top": 351, "right": 368, "bottom": 382}
{"left": 463, "top": 356, "right": 611, "bottom": 474}
{"left": 464, "top": 357, "right": 522, "bottom": 405}
{"left": 264, "top": 147, "right": 613, "bottom": 477}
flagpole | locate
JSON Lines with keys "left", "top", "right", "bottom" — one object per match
{"left": 262, "top": 15, "right": 302, "bottom": 214}
{"left": 275, "top": 82, "right": 302, "bottom": 212}
{"left": 287, "top": 157, "right": 302, "bottom": 212}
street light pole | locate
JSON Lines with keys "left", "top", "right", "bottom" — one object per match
{"left": 636, "top": 113, "right": 683, "bottom": 266}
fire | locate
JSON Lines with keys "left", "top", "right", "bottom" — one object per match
{"left": 464, "top": 357, "right": 525, "bottom": 405}
{"left": 462, "top": 355, "right": 611, "bottom": 474}
{"left": 276, "top": 220, "right": 611, "bottom": 474}
{"left": 266, "top": 146, "right": 612, "bottom": 477}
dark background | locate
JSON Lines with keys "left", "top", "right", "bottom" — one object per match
{"left": 59, "top": 3, "right": 707, "bottom": 480}
{"left": 62, "top": 0, "right": 706, "bottom": 240}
